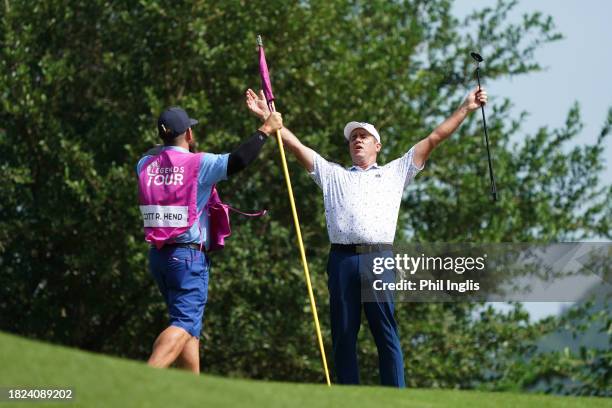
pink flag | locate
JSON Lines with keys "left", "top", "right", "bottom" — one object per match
{"left": 257, "top": 36, "right": 275, "bottom": 106}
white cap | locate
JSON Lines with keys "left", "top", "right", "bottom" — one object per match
{"left": 343, "top": 121, "right": 381, "bottom": 143}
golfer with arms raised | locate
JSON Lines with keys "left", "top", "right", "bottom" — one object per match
{"left": 137, "top": 106, "right": 282, "bottom": 373}
{"left": 246, "top": 87, "right": 487, "bottom": 386}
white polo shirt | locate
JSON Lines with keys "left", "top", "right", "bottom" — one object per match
{"left": 310, "top": 147, "right": 423, "bottom": 244}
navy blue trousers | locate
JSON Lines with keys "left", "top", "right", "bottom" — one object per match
{"left": 327, "top": 248, "right": 405, "bottom": 387}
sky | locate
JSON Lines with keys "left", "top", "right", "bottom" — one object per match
{"left": 453, "top": 0, "right": 612, "bottom": 321}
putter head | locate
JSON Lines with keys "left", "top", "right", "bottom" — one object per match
{"left": 256, "top": 35, "right": 263, "bottom": 47}
{"left": 470, "top": 52, "right": 483, "bottom": 62}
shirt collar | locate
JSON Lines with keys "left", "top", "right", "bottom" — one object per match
{"left": 349, "top": 163, "right": 379, "bottom": 172}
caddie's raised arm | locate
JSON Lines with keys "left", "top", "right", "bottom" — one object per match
{"left": 245, "top": 88, "right": 315, "bottom": 172}
{"left": 226, "top": 111, "right": 282, "bottom": 176}
{"left": 413, "top": 87, "right": 488, "bottom": 168}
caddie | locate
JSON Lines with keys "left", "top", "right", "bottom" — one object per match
{"left": 137, "top": 106, "right": 282, "bottom": 373}
{"left": 246, "top": 87, "right": 487, "bottom": 387}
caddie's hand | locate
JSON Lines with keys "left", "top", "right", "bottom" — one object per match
{"left": 259, "top": 112, "right": 282, "bottom": 136}
{"left": 246, "top": 88, "right": 271, "bottom": 121}
{"left": 463, "top": 87, "right": 488, "bottom": 112}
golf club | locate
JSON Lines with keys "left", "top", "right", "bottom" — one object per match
{"left": 471, "top": 52, "right": 498, "bottom": 202}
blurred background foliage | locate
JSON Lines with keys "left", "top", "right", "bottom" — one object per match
{"left": 0, "top": 0, "right": 609, "bottom": 396}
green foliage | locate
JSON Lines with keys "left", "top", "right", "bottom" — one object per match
{"left": 488, "top": 298, "right": 612, "bottom": 397}
{"left": 0, "top": 0, "right": 610, "bottom": 395}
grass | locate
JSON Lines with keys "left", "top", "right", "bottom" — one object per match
{"left": 0, "top": 331, "right": 610, "bottom": 408}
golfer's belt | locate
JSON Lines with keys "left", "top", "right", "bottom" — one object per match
{"left": 330, "top": 243, "right": 393, "bottom": 253}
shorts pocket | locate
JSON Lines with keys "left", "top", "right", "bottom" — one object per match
{"left": 166, "top": 257, "right": 190, "bottom": 289}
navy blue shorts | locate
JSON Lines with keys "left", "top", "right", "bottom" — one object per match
{"left": 149, "top": 246, "right": 210, "bottom": 338}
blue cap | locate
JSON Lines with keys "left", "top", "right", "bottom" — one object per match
{"left": 157, "top": 107, "right": 199, "bottom": 138}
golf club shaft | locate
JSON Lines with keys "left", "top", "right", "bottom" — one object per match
{"left": 475, "top": 67, "right": 498, "bottom": 201}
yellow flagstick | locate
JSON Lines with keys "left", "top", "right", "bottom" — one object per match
{"left": 271, "top": 101, "right": 331, "bottom": 386}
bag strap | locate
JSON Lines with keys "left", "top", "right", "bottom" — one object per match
{"left": 206, "top": 184, "right": 267, "bottom": 217}
{"left": 225, "top": 206, "right": 267, "bottom": 217}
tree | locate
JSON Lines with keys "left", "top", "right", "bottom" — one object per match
{"left": 1, "top": 0, "right": 610, "bottom": 393}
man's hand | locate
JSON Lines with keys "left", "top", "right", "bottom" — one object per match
{"left": 462, "top": 87, "right": 488, "bottom": 112}
{"left": 246, "top": 89, "right": 271, "bottom": 121}
{"left": 246, "top": 88, "right": 315, "bottom": 171}
{"left": 259, "top": 112, "right": 282, "bottom": 136}
{"left": 414, "top": 87, "right": 490, "bottom": 168}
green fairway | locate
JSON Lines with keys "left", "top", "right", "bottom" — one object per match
{"left": 0, "top": 331, "right": 609, "bottom": 408}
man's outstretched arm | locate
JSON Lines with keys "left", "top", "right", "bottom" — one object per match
{"left": 245, "top": 88, "right": 315, "bottom": 172}
{"left": 413, "top": 87, "right": 488, "bottom": 168}
{"left": 277, "top": 126, "right": 315, "bottom": 172}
